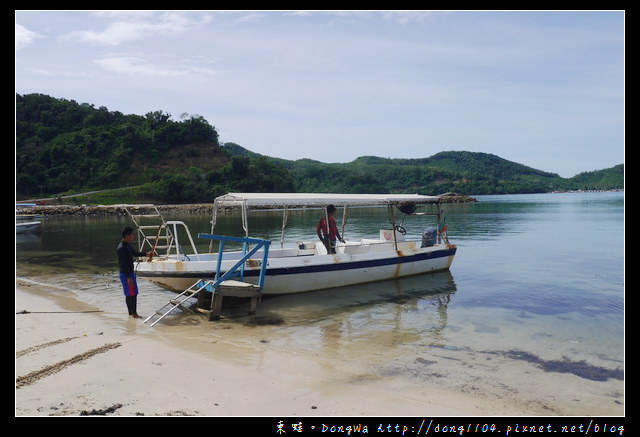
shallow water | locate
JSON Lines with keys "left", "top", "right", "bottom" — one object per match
{"left": 15, "top": 192, "right": 624, "bottom": 415}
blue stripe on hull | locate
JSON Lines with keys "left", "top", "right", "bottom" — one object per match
{"left": 141, "top": 247, "right": 456, "bottom": 280}
{"left": 248, "top": 247, "right": 456, "bottom": 277}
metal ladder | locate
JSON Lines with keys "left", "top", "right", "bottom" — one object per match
{"left": 144, "top": 234, "right": 271, "bottom": 325}
{"left": 143, "top": 279, "right": 214, "bottom": 327}
{"left": 122, "top": 204, "right": 173, "bottom": 257}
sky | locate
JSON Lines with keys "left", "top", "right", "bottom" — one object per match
{"left": 15, "top": 10, "right": 624, "bottom": 178}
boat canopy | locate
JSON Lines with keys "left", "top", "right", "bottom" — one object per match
{"left": 210, "top": 192, "right": 445, "bottom": 244}
{"left": 213, "top": 192, "right": 442, "bottom": 209}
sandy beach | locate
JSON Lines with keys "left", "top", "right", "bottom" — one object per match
{"left": 15, "top": 278, "right": 557, "bottom": 419}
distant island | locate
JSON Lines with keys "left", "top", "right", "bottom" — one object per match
{"left": 16, "top": 93, "right": 623, "bottom": 205}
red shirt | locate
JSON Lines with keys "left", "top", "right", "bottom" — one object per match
{"left": 317, "top": 215, "right": 339, "bottom": 240}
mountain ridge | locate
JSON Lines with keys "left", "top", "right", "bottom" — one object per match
{"left": 221, "top": 143, "right": 623, "bottom": 195}
{"left": 16, "top": 93, "right": 623, "bottom": 203}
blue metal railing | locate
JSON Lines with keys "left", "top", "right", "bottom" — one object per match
{"left": 196, "top": 233, "right": 271, "bottom": 291}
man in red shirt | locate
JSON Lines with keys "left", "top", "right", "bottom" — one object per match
{"left": 316, "top": 204, "right": 345, "bottom": 254}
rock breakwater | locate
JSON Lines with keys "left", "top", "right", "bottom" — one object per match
{"left": 17, "top": 204, "right": 215, "bottom": 216}
{"left": 439, "top": 193, "right": 478, "bottom": 203}
{"left": 18, "top": 194, "right": 476, "bottom": 216}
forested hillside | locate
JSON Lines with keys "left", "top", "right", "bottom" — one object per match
{"left": 16, "top": 93, "right": 294, "bottom": 202}
{"left": 16, "top": 93, "right": 623, "bottom": 204}
{"left": 225, "top": 144, "right": 623, "bottom": 195}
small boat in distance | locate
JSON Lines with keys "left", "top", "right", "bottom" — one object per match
{"left": 132, "top": 193, "right": 457, "bottom": 295}
{"left": 16, "top": 221, "right": 41, "bottom": 234}
{"left": 16, "top": 203, "right": 42, "bottom": 234}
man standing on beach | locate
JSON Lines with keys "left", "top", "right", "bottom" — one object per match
{"left": 117, "top": 226, "right": 151, "bottom": 319}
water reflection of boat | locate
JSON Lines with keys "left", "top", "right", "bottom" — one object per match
{"left": 255, "top": 269, "right": 457, "bottom": 321}
{"left": 215, "top": 271, "right": 457, "bottom": 353}
{"left": 133, "top": 193, "right": 457, "bottom": 295}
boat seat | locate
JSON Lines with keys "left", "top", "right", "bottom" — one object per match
{"left": 267, "top": 248, "right": 299, "bottom": 258}
{"left": 296, "top": 241, "right": 317, "bottom": 256}
{"left": 361, "top": 238, "right": 388, "bottom": 245}
{"left": 315, "top": 242, "right": 328, "bottom": 255}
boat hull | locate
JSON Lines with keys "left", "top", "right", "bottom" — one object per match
{"left": 136, "top": 244, "right": 456, "bottom": 295}
{"left": 16, "top": 221, "right": 41, "bottom": 234}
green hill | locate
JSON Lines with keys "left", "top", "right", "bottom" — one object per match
{"left": 565, "top": 164, "right": 625, "bottom": 191}
{"left": 16, "top": 93, "right": 294, "bottom": 203}
{"left": 223, "top": 144, "right": 622, "bottom": 196}
{"left": 16, "top": 93, "right": 623, "bottom": 204}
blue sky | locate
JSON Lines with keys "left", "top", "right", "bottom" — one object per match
{"left": 15, "top": 10, "right": 624, "bottom": 178}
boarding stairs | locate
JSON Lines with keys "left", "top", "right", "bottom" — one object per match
{"left": 122, "top": 204, "right": 173, "bottom": 257}
{"left": 144, "top": 233, "right": 271, "bottom": 325}
{"left": 143, "top": 279, "right": 213, "bottom": 327}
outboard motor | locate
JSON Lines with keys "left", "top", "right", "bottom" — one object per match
{"left": 421, "top": 227, "right": 437, "bottom": 247}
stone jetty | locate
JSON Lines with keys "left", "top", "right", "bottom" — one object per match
{"left": 17, "top": 193, "right": 477, "bottom": 216}
{"left": 16, "top": 204, "right": 215, "bottom": 216}
{"left": 438, "top": 192, "right": 478, "bottom": 203}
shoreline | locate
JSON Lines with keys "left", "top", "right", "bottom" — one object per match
{"left": 15, "top": 279, "right": 548, "bottom": 417}
{"left": 17, "top": 190, "right": 625, "bottom": 217}
{"left": 15, "top": 194, "right": 479, "bottom": 217}
{"left": 16, "top": 203, "right": 216, "bottom": 216}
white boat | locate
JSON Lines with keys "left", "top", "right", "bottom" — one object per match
{"left": 132, "top": 193, "right": 457, "bottom": 295}
{"left": 16, "top": 204, "right": 42, "bottom": 233}
{"left": 16, "top": 220, "right": 41, "bottom": 233}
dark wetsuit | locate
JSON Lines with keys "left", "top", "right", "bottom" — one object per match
{"left": 117, "top": 240, "right": 146, "bottom": 316}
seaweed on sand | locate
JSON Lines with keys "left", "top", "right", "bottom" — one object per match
{"left": 503, "top": 350, "right": 623, "bottom": 382}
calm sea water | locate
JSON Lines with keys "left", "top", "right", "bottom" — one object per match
{"left": 15, "top": 192, "right": 625, "bottom": 415}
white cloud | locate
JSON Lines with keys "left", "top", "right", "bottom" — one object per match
{"left": 94, "top": 55, "right": 216, "bottom": 78}
{"left": 61, "top": 11, "right": 197, "bottom": 46}
{"left": 15, "top": 10, "right": 624, "bottom": 177}
{"left": 15, "top": 23, "right": 42, "bottom": 50}
{"left": 287, "top": 11, "right": 313, "bottom": 17}
{"left": 95, "top": 56, "right": 171, "bottom": 76}
{"left": 235, "top": 12, "right": 266, "bottom": 24}
{"left": 379, "top": 10, "right": 440, "bottom": 24}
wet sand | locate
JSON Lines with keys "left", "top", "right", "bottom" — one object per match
{"left": 15, "top": 279, "right": 549, "bottom": 418}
